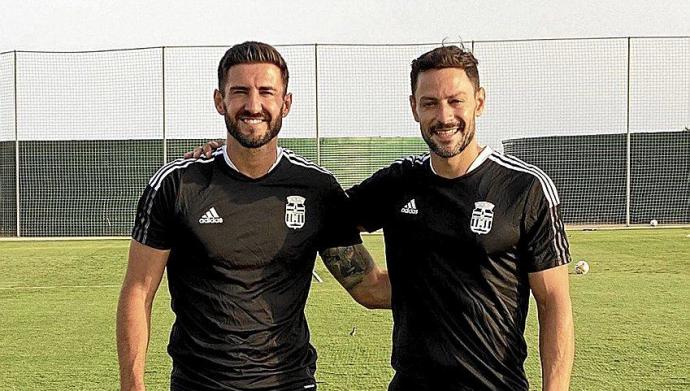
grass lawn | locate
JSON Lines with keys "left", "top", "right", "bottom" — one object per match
{"left": 0, "top": 228, "right": 688, "bottom": 390}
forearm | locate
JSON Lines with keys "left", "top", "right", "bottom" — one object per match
{"left": 537, "top": 297, "right": 574, "bottom": 391}
{"left": 116, "top": 287, "right": 152, "bottom": 391}
{"left": 321, "top": 244, "right": 391, "bottom": 309}
{"left": 349, "top": 267, "right": 391, "bottom": 309}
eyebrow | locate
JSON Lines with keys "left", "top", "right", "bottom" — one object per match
{"left": 419, "top": 93, "right": 468, "bottom": 101}
{"left": 227, "top": 86, "right": 278, "bottom": 93}
{"left": 228, "top": 86, "right": 248, "bottom": 93}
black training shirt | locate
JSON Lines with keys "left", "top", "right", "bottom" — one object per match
{"left": 132, "top": 147, "right": 360, "bottom": 391}
{"left": 347, "top": 147, "right": 570, "bottom": 391}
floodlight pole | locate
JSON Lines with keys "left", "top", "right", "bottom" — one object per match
{"left": 14, "top": 51, "right": 20, "bottom": 237}
{"left": 625, "top": 38, "right": 631, "bottom": 227}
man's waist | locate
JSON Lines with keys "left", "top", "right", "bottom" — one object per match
{"left": 168, "top": 340, "right": 318, "bottom": 390}
{"left": 171, "top": 360, "right": 317, "bottom": 391}
{"left": 390, "top": 364, "right": 528, "bottom": 391}
{"left": 391, "top": 342, "right": 528, "bottom": 391}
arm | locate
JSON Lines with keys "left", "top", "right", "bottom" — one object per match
{"left": 528, "top": 264, "right": 574, "bottom": 391}
{"left": 320, "top": 244, "right": 391, "bottom": 309}
{"left": 116, "top": 240, "right": 170, "bottom": 391}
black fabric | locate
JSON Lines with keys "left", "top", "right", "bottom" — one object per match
{"left": 347, "top": 150, "right": 570, "bottom": 391}
{"left": 132, "top": 149, "right": 359, "bottom": 390}
{"left": 388, "top": 370, "right": 475, "bottom": 391}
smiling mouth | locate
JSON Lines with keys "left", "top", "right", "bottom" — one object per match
{"left": 433, "top": 127, "right": 458, "bottom": 135}
{"left": 237, "top": 116, "right": 269, "bottom": 128}
{"left": 432, "top": 127, "right": 460, "bottom": 140}
{"left": 240, "top": 117, "right": 266, "bottom": 124}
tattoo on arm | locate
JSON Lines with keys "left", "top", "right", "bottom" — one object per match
{"left": 321, "top": 244, "right": 374, "bottom": 290}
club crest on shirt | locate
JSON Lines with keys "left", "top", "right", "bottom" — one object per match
{"left": 470, "top": 201, "right": 494, "bottom": 235}
{"left": 285, "top": 195, "right": 306, "bottom": 229}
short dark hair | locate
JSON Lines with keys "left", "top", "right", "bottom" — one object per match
{"left": 410, "top": 45, "right": 480, "bottom": 94}
{"left": 217, "top": 41, "right": 289, "bottom": 93}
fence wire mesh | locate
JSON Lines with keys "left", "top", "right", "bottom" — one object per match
{"left": 628, "top": 38, "right": 690, "bottom": 224}
{"left": 15, "top": 49, "right": 162, "bottom": 236}
{"left": 0, "top": 53, "right": 15, "bottom": 236}
{"left": 0, "top": 37, "right": 688, "bottom": 236}
{"left": 476, "top": 38, "right": 631, "bottom": 224}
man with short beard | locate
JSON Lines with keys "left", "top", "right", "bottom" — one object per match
{"left": 116, "top": 41, "right": 391, "bottom": 391}
{"left": 346, "top": 45, "right": 575, "bottom": 390}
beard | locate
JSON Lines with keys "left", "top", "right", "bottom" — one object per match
{"left": 421, "top": 118, "right": 475, "bottom": 158}
{"left": 224, "top": 106, "right": 283, "bottom": 149}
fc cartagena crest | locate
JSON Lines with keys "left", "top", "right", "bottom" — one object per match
{"left": 470, "top": 201, "right": 494, "bottom": 235}
{"left": 285, "top": 195, "right": 306, "bottom": 229}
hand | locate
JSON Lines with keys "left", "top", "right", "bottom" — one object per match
{"left": 183, "top": 139, "right": 225, "bottom": 159}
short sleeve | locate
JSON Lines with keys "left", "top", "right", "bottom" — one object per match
{"left": 522, "top": 177, "right": 571, "bottom": 272}
{"left": 317, "top": 177, "right": 362, "bottom": 252}
{"left": 131, "top": 173, "right": 178, "bottom": 250}
{"left": 345, "top": 165, "right": 397, "bottom": 232}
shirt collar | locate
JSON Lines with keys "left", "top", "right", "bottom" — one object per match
{"left": 429, "top": 146, "right": 493, "bottom": 176}
{"left": 222, "top": 145, "right": 284, "bottom": 174}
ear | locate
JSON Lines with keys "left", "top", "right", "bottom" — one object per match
{"left": 214, "top": 89, "right": 225, "bottom": 115}
{"left": 475, "top": 87, "right": 486, "bottom": 117}
{"left": 281, "top": 92, "right": 293, "bottom": 118}
{"left": 409, "top": 95, "right": 420, "bottom": 122}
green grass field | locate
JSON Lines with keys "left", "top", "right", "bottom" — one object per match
{"left": 1, "top": 229, "right": 689, "bottom": 390}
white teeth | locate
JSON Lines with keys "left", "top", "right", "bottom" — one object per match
{"left": 242, "top": 118, "right": 264, "bottom": 124}
{"left": 435, "top": 128, "right": 457, "bottom": 135}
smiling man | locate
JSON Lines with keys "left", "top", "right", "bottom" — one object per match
{"left": 116, "top": 41, "right": 390, "bottom": 391}
{"left": 346, "top": 45, "right": 575, "bottom": 390}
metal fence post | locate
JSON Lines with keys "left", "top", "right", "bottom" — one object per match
{"left": 314, "top": 43, "right": 320, "bottom": 166}
{"left": 162, "top": 46, "right": 167, "bottom": 165}
{"left": 14, "top": 51, "right": 20, "bottom": 237}
{"left": 625, "top": 37, "right": 631, "bottom": 226}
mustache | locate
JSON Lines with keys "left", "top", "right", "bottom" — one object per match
{"left": 430, "top": 120, "right": 466, "bottom": 133}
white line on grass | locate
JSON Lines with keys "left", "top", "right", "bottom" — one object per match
{"left": 0, "top": 247, "right": 129, "bottom": 253}
{"left": 0, "top": 284, "right": 120, "bottom": 291}
{"left": 0, "top": 236, "right": 130, "bottom": 242}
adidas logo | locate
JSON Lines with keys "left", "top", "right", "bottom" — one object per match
{"left": 400, "top": 199, "right": 419, "bottom": 215}
{"left": 199, "top": 207, "right": 224, "bottom": 224}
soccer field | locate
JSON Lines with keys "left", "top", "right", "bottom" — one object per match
{"left": 1, "top": 229, "right": 688, "bottom": 390}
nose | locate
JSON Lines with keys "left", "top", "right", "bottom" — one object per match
{"left": 244, "top": 91, "right": 262, "bottom": 114}
{"left": 435, "top": 102, "right": 454, "bottom": 124}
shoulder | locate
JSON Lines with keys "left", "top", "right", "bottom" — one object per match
{"left": 345, "top": 153, "right": 429, "bottom": 199}
{"left": 486, "top": 149, "right": 560, "bottom": 207}
{"left": 147, "top": 152, "right": 220, "bottom": 191}
{"left": 393, "top": 153, "right": 430, "bottom": 169}
{"left": 373, "top": 152, "right": 430, "bottom": 180}
{"left": 280, "top": 148, "right": 338, "bottom": 183}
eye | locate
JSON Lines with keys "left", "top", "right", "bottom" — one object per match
{"left": 260, "top": 90, "right": 276, "bottom": 96}
{"left": 449, "top": 99, "right": 464, "bottom": 105}
{"left": 421, "top": 101, "right": 437, "bottom": 108}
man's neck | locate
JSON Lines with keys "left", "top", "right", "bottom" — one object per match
{"left": 226, "top": 137, "right": 279, "bottom": 179}
{"left": 430, "top": 142, "right": 483, "bottom": 179}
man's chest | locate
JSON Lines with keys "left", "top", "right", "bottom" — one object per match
{"left": 176, "top": 180, "right": 325, "bottom": 267}
{"left": 384, "top": 178, "right": 527, "bottom": 255}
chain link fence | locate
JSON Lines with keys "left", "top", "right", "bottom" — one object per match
{"left": 0, "top": 37, "right": 688, "bottom": 237}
